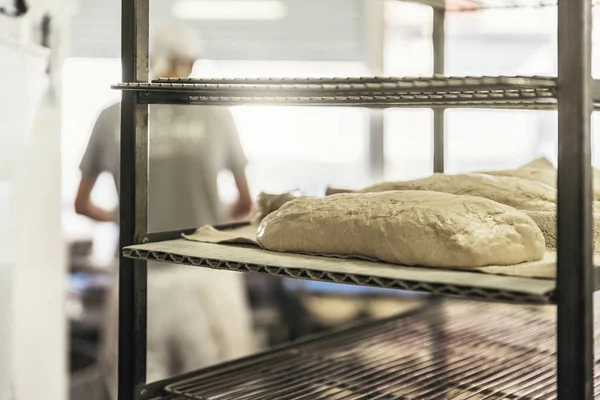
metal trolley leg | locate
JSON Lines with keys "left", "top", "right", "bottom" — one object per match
{"left": 119, "top": 0, "right": 149, "bottom": 398}
{"left": 429, "top": 4, "right": 448, "bottom": 377}
{"left": 432, "top": 7, "right": 445, "bottom": 175}
{"left": 556, "top": 0, "right": 594, "bottom": 399}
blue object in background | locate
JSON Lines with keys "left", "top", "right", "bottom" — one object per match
{"left": 68, "top": 272, "right": 111, "bottom": 294}
{"left": 283, "top": 278, "right": 425, "bottom": 297}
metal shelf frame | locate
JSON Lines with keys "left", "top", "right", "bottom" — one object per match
{"left": 403, "top": 0, "right": 600, "bottom": 11}
{"left": 122, "top": 237, "right": 563, "bottom": 305}
{"left": 112, "top": 76, "right": 600, "bottom": 109}
{"left": 113, "top": 76, "right": 563, "bottom": 108}
{"left": 134, "top": 301, "right": 590, "bottom": 400}
{"left": 117, "top": 1, "right": 595, "bottom": 400}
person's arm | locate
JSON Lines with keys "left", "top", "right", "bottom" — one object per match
{"left": 219, "top": 108, "right": 253, "bottom": 220}
{"left": 75, "top": 103, "right": 118, "bottom": 223}
{"left": 230, "top": 170, "right": 253, "bottom": 220}
{"left": 74, "top": 175, "right": 116, "bottom": 222}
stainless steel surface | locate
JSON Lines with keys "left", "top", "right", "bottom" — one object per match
{"left": 118, "top": 0, "right": 149, "bottom": 396}
{"left": 135, "top": 1, "right": 148, "bottom": 83}
{"left": 432, "top": 8, "right": 446, "bottom": 173}
{"left": 402, "top": 0, "right": 600, "bottom": 11}
{"left": 368, "top": 111, "right": 385, "bottom": 179}
{"left": 134, "top": 93, "right": 559, "bottom": 108}
{"left": 556, "top": 0, "right": 594, "bottom": 398}
{"left": 121, "top": 75, "right": 558, "bottom": 90}
{"left": 112, "top": 76, "right": 566, "bottom": 108}
{"left": 365, "top": 0, "right": 385, "bottom": 181}
{"left": 140, "top": 301, "right": 598, "bottom": 400}
{"left": 133, "top": 0, "right": 150, "bottom": 239}
{"left": 134, "top": 105, "right": 149, "bottom": 240}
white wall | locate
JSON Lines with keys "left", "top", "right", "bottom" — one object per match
{"left": 70, "top": 0, "right": 366, "bottom": 61}
{"left": 0, "top": 15, "right": 67, "bottom": 400}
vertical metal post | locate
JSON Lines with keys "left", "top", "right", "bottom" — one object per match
{"left": 428, "top": 6, "right": 447, "bottom": 380}
{"left": 365, "top": 0, "right": 385, "bottom": 182}
{"left": 556, "top": 0, "right": 594, "bottom": 399}
{"left": 119, "top": 0, "right": 149, "bottom": 397}
{"left": 432, "top": 7, "right": 445, "bottom": 173}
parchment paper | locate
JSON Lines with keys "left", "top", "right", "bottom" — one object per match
{"left": 182, "top": 224, "right": 587, "bottom": 280}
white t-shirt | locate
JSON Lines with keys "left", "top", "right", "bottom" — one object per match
{"left": 80, "top": 101, "right": 248, "bottom": 230}
{"left": 80, "top": 102, "right": 253, "bottom": 399}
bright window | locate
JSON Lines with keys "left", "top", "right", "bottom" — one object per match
{"left": 381, "top": 2, "right": 591, "bottom": 177}
{"left": 193, "top": 60, "right": 370, "bottom": 198}
{"left": 62, "top": 58, "right": 370, "bottom": 223}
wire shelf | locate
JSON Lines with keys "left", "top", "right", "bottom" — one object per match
{"left": 122, "top": 239, "right": 566, "bottom": 304}
{"left": 150, "top": 75, "right": 557, "bottom": 88}
{"left": 141, "top": 300, "right": 598, "bottom": 400}
{"left": 407, "top": 0, "right": 600, "bottom": 11}
{"left": 113, "top": 75, "right": 564, "bottom": 109}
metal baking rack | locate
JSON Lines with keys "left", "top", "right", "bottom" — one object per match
{"left": 140, "top": 301, "right": 593, "bottom": 400}
{"left": 123, "top": 237, "right": 561, "bottom": 305}
{"left": 113, "top": 75, "right": 564, "bottom": 108}
{"left": 408, "top": 0, "right": 600, "bottom": 11}
{"left": 115, "top": 0, "right": 596, "bottom": 399}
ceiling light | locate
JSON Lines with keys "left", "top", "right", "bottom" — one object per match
{"left": 172, "top": 0, "right": 287, "bottom": 20}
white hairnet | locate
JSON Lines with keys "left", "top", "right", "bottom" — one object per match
{"left": 151, "top": 25, "right": 203, "bottom": 78}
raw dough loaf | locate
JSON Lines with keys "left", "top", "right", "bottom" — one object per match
{"left": 276, "top": 170, "right": 557, "bottom": 219}
{"left": 255, "top": 191, "right": 304, "bottom": 222}
{"left": 359, "top": 173, "right": 556, "bottom": 212}
{"left": 485, "top": 157, "right": 600, "bottom": 200}
{"left": 257, "top": 191, "right": 545, "bottom": 268}
{"left": 524, "top": 210, "right": 600, "bottom": 250}
{"left": 484, "top": 158, "right": 557, "bottom": 189}
{"left": 484, "top": 164, "right": 556, "bottom": 189}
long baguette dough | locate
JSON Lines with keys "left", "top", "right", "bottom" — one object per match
{"left": 524, "top": 210, "right": 600, "bottom": 250}
{"left": 359, "top": 173, "right": 556, "bottom": 212}
{"left": 270, "top": 172, "right": 558, "bottom": 220}
{"left": 257, "top": 191, "right": 545, "bottom": 268}
{"left": 485, "top": 157, "right": 600, "bottom": 200}
{"left": 256, "top": 162, "right": 600, "bottom": 251}
{"left": 483, "top": 158, "right": 557, "bottom": 189}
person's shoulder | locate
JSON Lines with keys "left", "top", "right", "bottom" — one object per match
{"left": 92, "top": 101, "right": 121, "bottom": 126}
{"left": 202, "top": 105, "right": 231, "bottom": 116}
{"left": 91, "top": 101, "right": 121, "bottom": 140}
{"left": 202, "top": 106, "right": 234, "bottom": 124}
{"left": 99, "top": 101, "right": 121, "bottom": 120}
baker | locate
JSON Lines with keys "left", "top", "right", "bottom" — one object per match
{"left": 75, "top": 25, "right": 254, "bottom": 399}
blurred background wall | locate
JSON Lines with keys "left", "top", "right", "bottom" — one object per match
{"left": 0, "top": 3, "right": 70, "bottom": 398}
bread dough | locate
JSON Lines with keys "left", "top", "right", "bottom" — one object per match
{"left": 524, "top": 210, "right": 600, "bottom": 250}
{"left": 484, "top": 159, "right": 557, "bottom": 189}
{"left": 263, "top": 164, "right": 557, "bottom": 219}
{"left": 484, "top": 157, "right": 600, "bottom": 201}
{"left": 255, "top": 191, "right": 303, "bottom": 221}
{"left": 256, "top": 160, "right": 599, "bottom": 252}
{"left": 521, "top": 157, "right": 555, "bottom": 170}
{"left": 359, "top": 173, "right": 556, "bottom": 212}
{"left": 257, "top": 191, "right": 545, "bottom": 268}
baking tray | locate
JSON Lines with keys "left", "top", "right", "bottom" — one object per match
{"left": 123, "top": 238, "right": 563, "bottom": 304}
